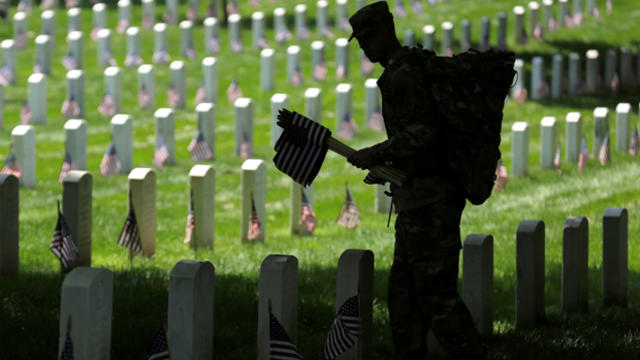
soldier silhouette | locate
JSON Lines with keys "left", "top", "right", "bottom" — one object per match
{"left": 346, "top": 2, "right": 487, "bottom": 359}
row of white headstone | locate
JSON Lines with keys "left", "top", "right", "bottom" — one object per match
{"left": 510, "top": 104, "right": 634, "bottom": 176}
{"left": 512, "top": 49, "right": 638, "bottom": 102}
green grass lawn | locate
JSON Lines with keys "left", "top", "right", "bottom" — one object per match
{"left": 1, "top": 0, "right": 640, "bottom": 358}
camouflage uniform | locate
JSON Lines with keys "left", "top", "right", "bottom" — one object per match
{"left": 368, "top": 46, "right": 485, "bottom": 359}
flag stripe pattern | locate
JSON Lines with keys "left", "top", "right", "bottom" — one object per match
{"left": 270, "top": 312, "right": 303, "bottom": 360}
{"left": 147, "top": 326, "right": 170, "bottom": 360}
{"left": 578, "top": 138, "right": 589, "bottom": 172}
{"left": 299, "top": 190, "right": 317, "bottom": 234}
{"left": 188, "top": 131, "right": 213, "bottom": 162}
{"left": 118, "top": 193, "right": 143, "bottom": 254}
{"left": 100, "top": 142, "right": 121, "bottom": 177}
{"left": 273, "top": 111, "right": 331, "bottom": 187}
{"left": 50, "top": 208, "right": 79, "bottom": 270}
{"left": 336, "top": 187, "right": 360, "bottom": 229}
{"left": 58, "top": 150, "right": 76, "bottom": 183}
{"left": 60, "top": 328, "right": 74, "bottom": 360}
{"left": 324, "top": 295, "right": 360, "bottom": 360}
{"left": 1, "top": 152, "right": 23, "bottom": 178}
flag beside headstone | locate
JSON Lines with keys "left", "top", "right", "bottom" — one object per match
{"left": 1, "top": 151, "right": 23, "bottom": 178}
{"left": 147, "top": 325, "right": 170, "bottom": 360}
{"left": 117, "top": 191, "right": 143, "bottom": 254}
{"left": 100, "top": 142, "right": 121, "bottom": 177}
{"left": 153, "top": 135, "right": 169, "bottom": 170}
{"left": 50, "top": 201, "right": 79, "bottom": 270}
{"left": 336, "top": 185, "right": 360, "bottom": 229}
{"left": 324, "top": 295, "right": 360, "bottom": 359}
{"left": 299, "top": 189, "right": 316, "bottom": 234}
{"left": 270, "top": 311, "right": 303, "bottom": 360}
{"left": 188, "top": 131, "right": 213, "bottom": 162}
{"left": 58, "top": 150, "right": 76, "bottom": 183}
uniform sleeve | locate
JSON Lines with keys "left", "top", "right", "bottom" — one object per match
{"left": 369, "top": 63, "right": 439, "bottom": 163}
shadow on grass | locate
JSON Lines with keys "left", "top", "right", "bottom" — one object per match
{"left": 1, "top": 265, "right": 639, "bottom": 359}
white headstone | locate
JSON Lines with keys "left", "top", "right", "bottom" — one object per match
{"left": 335, "top": 38, "right": 349, "bottom": 80}
{"left": 271, "top": 94, "right": 288, "bottom": 147}
{"left": 204, "top": 17, "right": 219, "bottom": 54}
{"left": 104, "top": 66, "right": 122, "bottom": 114}
{"left": 67, "top": 31, "right": 83, "bottom": 69}
{"left": 317, "top": 0, "right": 330, "bottom": 36}
{"left": 1, "top": 40, "right": 17, "bottom": 83}
{"left": 558, "top": 0, "right": 569, "bottom": 26}
{"left": 28, "top": 73, "right": 47, "bottom": 124}
{"left": 13, "top": 12, "right": 27, "bottom": 50}
{"left": 67, "top": 69, "right": 85, "bottom": 117}
{"left": 531, "top": 56, "right": 546, "bottom": 100}
{"left": 111, "top": 114, "right": 133, "bottom": 173}
{"left": 228, "top": 14, "right": 242, "bottom": 53}
{"left": 242, "top": 159, "right": 266, "bottom": 242}
{"left": 497, "top": 12, "right": 507, "bottom": 50}
{"left": 585, "top": 49, "right": 600, "bottom": 93}
{"left": 67, "top": 7, "right": 81, "bottom": 33}
{"left": 540, "top": 116, "right": 557, "bottom": 169}
{"left": 34, "top": 35, "right": 52, "bottom": 75}
{"left": 188, "top": 166, "right": 215, "bottom": 249}
{"left": 11, "top": 125, "right": 35, "bottom": 188}
{"left": 165, "top": 0, "right": 178, "bottom": 24}
{"left": 142, "top": 0, "right": 155, "bottom": 29}
{"left": 155, "top": 108, "right": 175, "bottom": 164}
{"left": 441, "top": 21, "right": 454, "bottom": 56}
{"left": 565, "top": 112, "right": 581, "bottom": 162}
{"left": 295, "top": 4, "right": 309, "bottom": 40}
{"left": 64, "top": 119, "right": 87, "bottom": 170}
{"left": 180, "top": 20, "right": 196, "bottom": 59}
{"left": 260, "top": 48, "right": 275, "bottom": 91}
{"left": 615, "top": 103, "right": 631, "bottom": 152}
{"left": 118, "top": 0, "right": 132, "bottom": 34}
{"left": 422, "top": 25, "right": 435, "bottom": 51}
{"left": 336, "top": 83, "right": 354, "bottom": 138}
{"left": 513, "top": 6, "right": 526, "bottom": 44}
{"left": 311, "top": 40, "right": 325, "bottom": 81}
{"left": 551, "top": 54, "right": 563, "bottom": 99}
{"left": 138, "top": 64, "right": 155, "bottom": 110}
{"left": 304, "top": 87, "right": 322, "bottom": 123}
{"left": 562, "top": 216, "right": 588, "bottom": 313}
{"left": 92, "top": 3, "right": 106, "bottom": 33}
{"left": 125, "top": 27, "right": 142, "bottom": 67}
{"left": 153, "top": 23, "right": 170, "bottom": 64}
{"left": 528, "top": 1, "right": 540, "bottom": 35}
{"left": 287, "top": 45, "right": 303, "bottom": 85}
{"left": 290, "top": 181, "right": 314, "bottom": 235}
{"left": 593, "top": 107, "right": 609, "bottom": 154}
{"left": 512, "top": 59, "right": 525, "bottom": 98}
{"left": 252, "top": 11, "right": 266, "bottom": 49}
{"left": 41, "top": 10, "right": 56, "bottom": 43}
{"left": 604, "top": 49, "right": 617, "bottom": 91}
{"left": 479, "top": 17, "right": 490, "bottom": 52}
{"left": 460, "top": 20, "right": 471, "bottom": 51}
{"left": 128, "top": 168, "right": 156, "bottom": 257}
{"left": 512, "top": 122, "right": 529, "bottom": 177}
{"left": 62, "top": 170, "right": 92, "bottom": 267}
{"left": 202, "top": 57, "right": 218, "bottom": 103}
{"left": 169, "top": 61, "right": 187, "bottom": 109}
{"left": 235, "top": 98, "right": 254, "bottom": 157}
{"left": 365, "top": 78, "right": 381, "bottom": 128}
{"left": 568, "top": 52, "right": 581, "bottom": 95}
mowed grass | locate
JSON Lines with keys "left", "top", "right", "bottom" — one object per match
{"left": 1, "top": 0, "right": 640, "bottom": 358}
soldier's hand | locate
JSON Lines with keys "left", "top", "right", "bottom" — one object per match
{"left": 347, "top": 147, "right": 377, "bottom": 170}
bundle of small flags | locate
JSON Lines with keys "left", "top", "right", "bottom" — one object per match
{"left": 153, "top": 48, "right": 170, "bottom": 64}
{"left": 247, "top": 192, "right": 262, "bottom": 242}
{"left": 50, "top": 201, "right": 79, "bottom": 270}
{"left": 147, "top": 325, "right": 170, "bottom": 360}
{"left": 188, "top": 131, "right": 213, "bottom": 162}
{"left": 100, "top": 142, "right": 121, "bottom": 177}
{"left": 275, "top": 28, "right": 292, "bottom": 45}
{"left": 578, "top": 138, "right": 589, "bottom": 172}
{"left": 270, "top": 310, "right": 303, "bottom": 359}
{"left": 337, "top": 112, "right": 357, "bottom": 141}
{"left": 493, "top": 159, "right": 508, "bottom": 191}
{"left": 599, "top": 133, "right": 610, "bottom": 166}
{"left": 227, "top": 78, "right": 243, "bottom": 104}
{"left": 336, "top": 185, "right": 360, "bottom": 229}
{"left": 298, "top": 190, "right": 317, "bottom": 234}
{"left": 61, "top": 93, "right": 81, "bottom": 118}
{"left": 0, "top": 151, "right": 23, "bottom": 178}
{"left": 0, "top": 63, "right": 14, "bottom": 86}
{"left": 532, "top": 23, "right": 544, "bottom": 41}
{"left": 324, "top": 295, "right": 360, "bottom": 360}
{"left": 184, "top": 194, "right": 195, "bottom": 244}
{"left": 98, "top": 93, "right": 116, "bottom": 117}
{"left": 58, "top": 150, "right": 76, "bottom": 183}
{"left": 117, "top": 191, "right": 143, "bottom": 254}
{"left": 20, "top": 99, "right": 32, "bottom": 125}
{"left": 153, "top": 135, "right": 170, "bottom": 170}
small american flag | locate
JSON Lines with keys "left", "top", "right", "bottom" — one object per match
{"left": 336, "top": 185, "right": 360, "bottom": 229}
{"left": 147, "top": 325, "right": 170, "bottom": 360}
{"left": 361, "top": 54, "right": 374, "bottom": 76}
{"left": 629, "top": 128, "right": 639, "bottom": 157}
{"left": 607, "top": 0, "right": 613, "bottom": 14}
{"left": 270, "top": 311, "right": 303, "bottom": 360}
{"left": 1, "top": 151, "right": 23, "bottom": 178}
{"left": 257, "top": 34, "right": 269, "bottom": 49}
{"left": 537, "top": 80, "right": 550, "bottom": 98}
{"left": 578, "top": 138, "right": 589, "bottom": 172}
{"left": 564, "top": 13, "right": 575, "bottom": 28}
{"left": 153, "top": 135, "right": 170, "bottom": 170}
{"left": 0, "top": 64, "right": 14, "bottom": 86}
{"left": 195, "top": 83, "right": 206, "bottom": 105}
{"left": 90, "top": 27, "right": 102, "bottom": 41}
{"left": 98, "top": 93, "right": 116, "bottom": 117}
{"left": 162, "top": 12, "right": 175, "bottom": 24}
{"left": 336, "top": 64, "right": 346, "bottom": 81}
{"left": 188, "top": 131, "right": 213, "bottom": 162}
{"left": 226, "top": 1, "right": 239, "bottom": 15}
{"left": 240, "top": 131, "right": 253, "bottom": 159}
{"left": 493, "top": 159, "right": 508, "bottom": 191}
{"left": 227, "top": 78, "right": 243, "bottom": 104}
{"left": 184, "top": 193, "right": 195, "bottom": 244}
{"left": 231, "top": 39, "right": 243, "bottom": 53}
{"left": 339, "top": 18, "right": 351, "bottom": 32}
{"left": 313, "top": 62, "right": 328, "bottom": 82}
{"left": 324, "top": 295, "right": 360, "bottom": 360}
{"left": 100, "top": 142, "right": 121, "bottom": 177}
{"left": 394, "top": 2, "right": 407, "bottom": 18}
{"left": 247, "top": 192, "right": 262, "bottom": 242}
{"left": 599, "top": 133, "right": 610, "bottom": 166}
{"left": 33, "top": 63, "right": 43, "bottom": 74}
{"left": 207, "top": 36, "right": 220, "bottom": 54}
{"left": 139, "top": 84, "right": 151, "bottom": 109}
{"left": 106, "top": 51, "right": 117, "bottom": 66}
{"left": 62, "top": 52, "right": 77, "bottom": 71}
{"left": 548, "top": 17, "right": 558, "bottom": 32}
{"left": 124, "top": 52, "right": 143, "bottom": 68}
{"left": 411, "top": 0, "right": 423, "bottom": 14}
{"left": 291, "top": 65, "right": 304, "bottom": 86}
{"left": 187, "top": 6, "right": 198, "bottom": 21}
{"left": 51, "top": 201, "right": 79, "bottom": 270}
{"left": 184, "top": 43, "right": 196, "bottom": 60}
{"left": 117, "top": 19, "right": 129, "bottom": 34}
{"left": 611, "top": 72, "right": 620, "bottom": 92}
{"left": 167, "top": 84, "right": 181, "bottom": 108}
{"left": 321, "top": 27, "right": 334, "bottom": 38}
{"left": 17, "top": 0, "right": 30, "bottom": 11}
{"left": 118, "top": 191, "right": 143, "bottom": 254}
{"left": 593, "top": 6, "right": 601, "bottom": 21}
{"left": 553, "top": 146, "right": 562, "bottom": 174}
{"left": 513, "top": 87, "right": 528, "bottom": 104}
{"left": 152, "top": 50, "right": 170, "bottom": 64}
{"left": 275, "top": 29, "right": 292, "bottom": 45}
{"left": 573, "top": 10, "right": 583, "bottom": 25}
{"left": 15, "top": 30, "right": 26, "bottom": 49}
{"left": 368, "top": 104, "right": 384, "bottom": 132}
{"left": 533, "top": 23, "right": 544, "bottom": 41}
{"left": 60, "top": 325, "right": 75, "bottom": 360}
{"left": 41, "top": 0, "right": 55, "bottom": 9}
{"left": 58, "top": 150, "right": 76, "bottom": 183}
{"left": 337, "top": 112, "right": 357, "bottom": 141}
{"left": 143, "top": 16, "right": 154, "bottom": 30}
{"left": 297, "top": 26, "right": 310, "bottom": 40}
{"left": 298, "top": 190, "right": 317, "bottom": 234}
{"left": 20, "top": 99, "right": 32, "bottom": 125}
{"left": 61, "top": 94, "right": 81, "bottom": 118}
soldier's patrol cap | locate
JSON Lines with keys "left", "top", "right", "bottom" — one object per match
{"left": 348, "top": 1, "right": 394, "bottom": 42}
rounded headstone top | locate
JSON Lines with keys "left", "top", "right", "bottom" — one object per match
{"left": 104, "top": 66, "right": 120, "bottom": 76}
{"left": 569, "top": 52, "right": 580, "bottom": 60}
{"left": 616, "top": 103, "right": 631, "bottom": 113}
{"left": 1, "top": 39, "right": 15, "bottom": 48}
{"left": 337, "top": 0, "right": 347, "bottom": 4}
{"left": 35, "top": 34, "right": 50, "bottom": 44}
{"left": 287, "top": 45, "right": 301, "bottom": 54}
{"left": 553, "top": 54, "right": 563, "bottom": 60}
{"left": 514, "top": 58, "right": 524, "bottom": 67}
{"left": 335, "top": 37, "right": 349, "bottom": 47}
{"left": 67, "top": 69, "right": 83, "bottom": 79}
{"left": 274, "top": 7, "right": 286, "bottom": 16}
{"left": 295, "top": 4, "right": 307, "bottom": 12}
{"left": 138, "top": 64, "right": 153, "bottom": 73}
{"left": 336, "top": 83, "right": 352, "bottom": 93}
{"left": 318, "top": 0, "right": 328, "bottom": 8}
{"left": 97, "top": 28, "right": 111, "bottom": 38}
{"left": 461, "top": 19, "right": 470, "bottom": 26}
{"left": 566, "top": 112, "right": 581, "bottom": 122}
{"left": 11, "top": 124, "right": 34, "bottom": 136}
{"left": 260, "top": 254, "right": 298, "bottom": 269}
{"left": 28, "top": 73, "right": 45, "bottom": 83}
{"left": 127, "top": 26, "right": 139, "bottom": 36}
{"left": 154, "top": 108, "right": 174, "bottom": 118}
{"left": 111, "top": 114, "right": 131, "bottom": 125}
{"left": 170, "top": 60, "right": 185, "bottom": 70}
{"left": 271, "top": 93, "right": 288, "bottom": 103}
{"left": 118, "top": 0, "right": 131, "bottom": 7}
{"left": 261, "top": 48, "right": 275, "bottom": 57}
{"left": 528, "top": 1, "right": 540, "bottom": 10}
{"left": 204, "top": 17, "right": 218, "bottom": 26}
{"left": 63, "top": 170, "right": 92, "bottom": 183}
{"left": 202, "top": 57, "right": 217, "bottom": 66}
{"left": 67, "top": 31, "right": 83, "bottom": 40}
{"left": 541, "top": 116, "right": 556, "bottom": 127}
{"left": 234, "top": 97, "right": 252, "bottom": 107}
{"left": 154, "top": 22, "right": 167, "bottom": 32}
{"left": 365, "top": 78, "right": 378, "bottom": 87}
{"left": 142, "top": 0, "right": 153, "bottom": 3}
{"left": 564, "top": 216, "right": 587, "bottom": 229}
{"left": 464, "top": 234, "right": 493, "bottom": 247}
{"left": 442, "top": 21, "right": 454, "bottom": 30}
{"left": 241, "top": 158, "right": 266, "bottom": 171}
{"left": 68, "top": 7, "right": 81, "bottom": 16}
{"left": 594, "top": 107, "right": 609, "bottom": 117}
{"left": 516, "top": 219, "right": 544, "bottom": 234}
{"left": 41, "top": 10, "right": 55, "bottom": 19}
{"left": 512, "top": 121, "right": 528, "bottom": 131}
{"left": 513, "top": 6, "right": 525, "bottom": 14}
{"left": 180, "top": 20, "right": 193, "bottom": 29}
{"left": 603, "top": 207, "right": 627, "bottom": 218}
{"left": 252, "top": 11, "right": 264, "bottom": 20}
{"left": 189, "top": 164, "right": 214, "bottom": 178}
{"left": 13, "top": 11, "right": 26, "bottom": 21}
{"left": 558, "top": 0, "right": 567, "bottom": 3}
{"left": 543, "top": 0, "right": 553, "bottom": 5}
{"left": 532, "top": 56, "right": 544, "bottom": 64}
{"left": 93, "top": 3, "right": 106, "bottom": 12}
{"left": 304, "top": 88, "right": 321, "bottom": 97}
{"left": 63, "top": 267, "right": 112, "bottom": 287}
{"left": 423, "top": 24, "right": 435, "bottom": 33}
{"left": 196, "top": 102, "right": 214, "bottom": 112}
{"left": 311, "top": 40, "right": 324, "bottom": 50}
{"left": 586, "top": 49, "right": 599, "bottom": 59}
{"left": 228, "top": 14, "right": 241, "bottom": 22}
{"left": 128, "top": 167, "right": 155, "bottom": 180}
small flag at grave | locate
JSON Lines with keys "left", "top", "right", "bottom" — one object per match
{"left": 336, "top": 64, "right": 346, "bottom": 81}
{"left": 195, "top": 81, "right": 206, "bottom": 105}
{"left": 324, "top": 295, "right": 360, "bottom": 360}
{"left": 298, "top": 189, "right": 317, "bottom": 234}
{"left": 153, "top": 48, "right": 170, "bottom": 64}
{"left": 240, "top": 131, "right": 253, "bottom": 159}
{"left": 227, "top": 78, "right": 243, "bottom": 104}
{"left": 226, "top": 1, "right": 239, "bottom": 15}
{"left": 17, "top": 0, "right": 30, "bottom": 11}
{"left": 394, "top": 2, "right": 407, "bottom": 18}
{"left": 298, "top": 26, "right": 310, "bottom": 40}
{"left": 50, "top": 201, "right": 79, "bottom": 270}
{"left": 188, "top": 131, "right": 213, "bottom": 162}
{"left": 257, "top": 34, "right": 269, "bottom": 49}
{"left": 250, "top": 0, "right": 260, "bottom": 6}
{"left": 153, "top": 135, "right": 170, "bottom": 170}
{"left": 270, "top": 310, "right": 303, "bottom": 360}
{"left": 105, "top": 51, "right": 117, "bottom": 66}
{"left": 117, "top": 18, "right": 129, "bottom": 35}
{"left": 100, "top": 142, "right": 121, "bottom": 177}
{"left": 143, "top": 15, "right": 154, "bottom": 30}
{"left": 162, "top": 11, "right": 175, "bottom": 24}
{"left": 313, "top": 62, "right": 327, "bottom": 82}
{"left": 33, "top": 62, "right": 42, "bottom": 74}
{"left": 125, "top": 52, "right": 143, "bottom": 68}
{"left": 611, "top": 72, "right": 620, "bottom": 92}
{"left": 139, "top": 84, "right": 151, "bottom": 109}
{"left": 66, "top": 0, "right": 79, "bottom": 8}
{"left": 15, "top": 29, "right": 26, "bottom": 49}
{"left": 61, "top": 93, "right": 81, "bottom": 119}
{"left": 629, "top": 128, "right": 639, "bottom": 157}
{"left": 167, "top": 84, "right": 181, "bottom": 108}
{"left": 184, "top": 193, "right": 195, "bottom": 244}
{"left": 336, "top": 185, "right": 360, "bottom": 229}
{"left": 337, "top": 112, "right": 357, "bottom": 141}
{"left": 493, "top": 159, "right": 508, "bottom": 191}
{"left": 60, "top": 320, "right": 75, "bottom": 360}
{"left": 564, "top": 13, "right": 575, "bottom": 28}
{"left": 513, "top": 87, "right": 528, "bottom": 104}
{"left": 0, "top": 63, "right": 14, "bottom": 86}
{"left": 276, "top": 29, "right": 292, "bottom": 45}
{"left": 599, "top": 133, "right": 610, "bottom": 165}
{"left": 361, "top": 54, "right": 374, "bottom": 76}
{"left": 187, "top": 6, "right": 198, "bottom": 21}
{"left": 185, "top": 42, "right": 196, "bottom": 60}
{"left": 578, "top": 138, "right": 589, "bottom": 172}
{"left": 339, "top": 17, "right": 351, "bottom": 32}
{"left": 548, "top": 17, "right": 558, "bottom": 32}
{"left": 291, "top": 64, "right": 304, "bottom": 86}
{"left": 20, "top": 99, "right": 32, "bottom": 125}
{"left": 368, "top": 104, "right": 384, "bottom": 132}
{"left": 58, "top": 149, "right": 76, "bottom": 183}
{"left": 118, "top": 191, "right": 143, "bottom": 254}
{"left": 90, "top": 26, "right": 102, "bottom": 42}
{"left": 411, "top": 0, "right": 423, "bottom": 14}
{"left": 593, "top": 6, "right": 601, "bottom": 21}
{"left": 1, "top": 150, "right": 23, "bottom": 178}
{"left": 98, "top": 93, "right": 116, "bottom": 117}
{"left": 247, "top": 192, "right": 262, "bottom": 242}
{"left": 533, "top": 23, "right": 544, "bottom": 41}
{"left": 554, "top": 146, "right": 562, "bottom": 174}
{"left": 147, "top": 325, "right": 170, "bottom": 360}
{"left": 321, "top": 26, "right": 334, "bottom": 38}
{"left": 607, "top": 0, "right": 613, "bottom": 14}
{"left": 231, "top": 38, "right": 243, "bottom": 53}
{"left": 537, "top": 80, "right": 550, "bottom": 98}
{"left": 62, "top": 52, "right": 77, "bottom": 71}
{"left": 207, "top": 36, "right": 220, "bottom": 54}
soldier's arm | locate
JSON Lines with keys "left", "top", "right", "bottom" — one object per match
{"left": 369, "top": 64, "right": 437, "bottom": 162}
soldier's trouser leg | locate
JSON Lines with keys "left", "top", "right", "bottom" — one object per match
{"left": 388, "top": 197, "right": 485, "bottom": 359}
